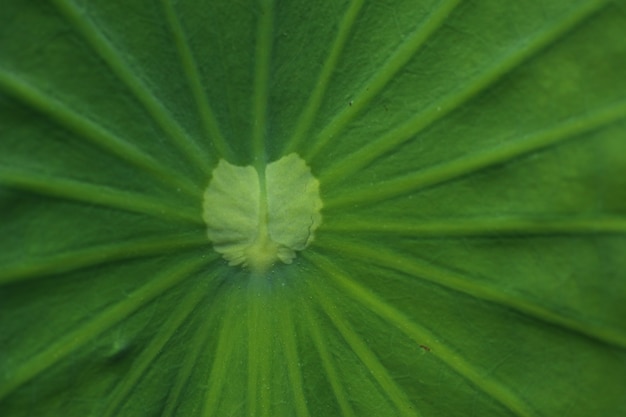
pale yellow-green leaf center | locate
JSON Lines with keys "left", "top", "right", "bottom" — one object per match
{"left": 202, "top": 153, "right": 322, "bottom": 273}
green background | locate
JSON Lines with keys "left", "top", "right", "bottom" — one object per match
{"left": 1, "top": 0, "right": 625, "bottom": 416}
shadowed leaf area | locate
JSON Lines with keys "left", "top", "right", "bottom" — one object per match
{"left": 1, "top": 0, "right": 625, "bottom": 416}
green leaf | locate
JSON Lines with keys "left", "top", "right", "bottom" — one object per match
{"left": 1, "top": 0, "right": 625, "bottom": 416}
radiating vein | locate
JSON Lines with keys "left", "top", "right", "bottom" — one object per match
{"left": 50, "top": 0, "right": 212, "bottom": 175}
{"left": 252, "top": 0, "right": 274, "bottom": 168}
{"left": 100, "top": 279, "right": 211, "bottom": 417}
{"left": 247, "top": 287, "right": 260, "bottom": 417}
{"left": 304, "top": 0, "right": 462, "bottom": 159}
{"left": 318, "top": 236, "right": 626, "bottom": 350}
{"left": 0, "top": 255, "right": 210, "bottom": 401}
{"left": 0, "top": 68, "right": 201, "bottom": 197}
{"left": 202, "top": 291, "right": 241, "bottom": 417}
{"left": 163, "top": 274, "right": 225, "bottom": 417}
{"left": 306, "top": 251, "right": 539, "bottom": 417}
{"left": 324, "top": 99, "right": 626, "bottom": 209}
{"left": 0, "top": 231, "right": 207, "bottom": 286}
{"left": 161, "top": 0, "right": 233, "bottom": 161}
{"left": 319, "top": 0, "right": 609, "bottom": 186}
{"left": 302, "top": 302, "right": 356, "bottom": 417}
{"left": 247, "top": 273, "right": 273, "bottom": 417}
{"left": 323, "top": 216, "right": 626, "bottom": 237}
{"left": 282, "top": 0, "right": 366, "bottom": 154}
{"left": 0, "top": 167, "right": 201, "bottom": 224}
{"left": 307, "top": 277, "right": 422, "bottom": 417}
{"left": 277, "top": 298, "right": 310, "bottom": 417}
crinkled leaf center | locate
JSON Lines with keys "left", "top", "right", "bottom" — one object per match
{"left": 202, "top": 153, "right": 322, "bottom": 273}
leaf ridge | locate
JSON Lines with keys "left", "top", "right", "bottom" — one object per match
{"left": 324, "top": 99, "right": 626, "bottom": 209}
{"left": 304, "top": 0, "right": 462, "bottom": 160}
{"left": 302, "top": 301, "right": 357, "bottom": 417}
{"left": 0, "top": 255, "right": 210, "bottom": 401}
{"left": 306, "top": 251, "right": 539, "bottom": 417}
{"left": 50, "top": 0, "right": 213, "bottom": 176}
{"left": 0, "top": 231, "right": 207, "bottom": 286}
{"left": 323, "top": 216, "right": 626, "bottom": 237}
{"left": 307, "top": 273, "right": 423, "bottom": 417}
{"left": 161, "top": 0, "right": 233, "bottom": 161}
{"left": 319, "top": 236, "right": 626, "bottom": 350}
{"left": 282, "top": 0, "right": 366, "bottom": 155}
{"left": 0, "top": 166, "right": 202, "bottom": 224}
{"left": 163, "top": 277, "right": 225, "bottom": 417}
{"left": 0, "top": 68, "right": 201, "bottom": 197}
{"left": 277, "top": 298, "right": 311, "bottom": 417}
{"left": 246, "top": 274, "right": 274, "bottom": 417}
{"left": 252, "top": 0, "right": 275, "bottom": 167}
{"left": 319, "top": 0, "right": 609, "bottom": 186}
{"left": 99, "top": 280, "right": 210, "bottom": 417}
{"left": 201, "top": 292, "right": 242, "bottom": 417}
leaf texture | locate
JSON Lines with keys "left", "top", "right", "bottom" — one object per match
{"left": 1, "top": 1, "right": 625, "bottom": 416}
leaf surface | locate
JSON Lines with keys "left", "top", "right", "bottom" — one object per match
{"left": 1, "top": 0, "right": 625, "bottom": 416}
